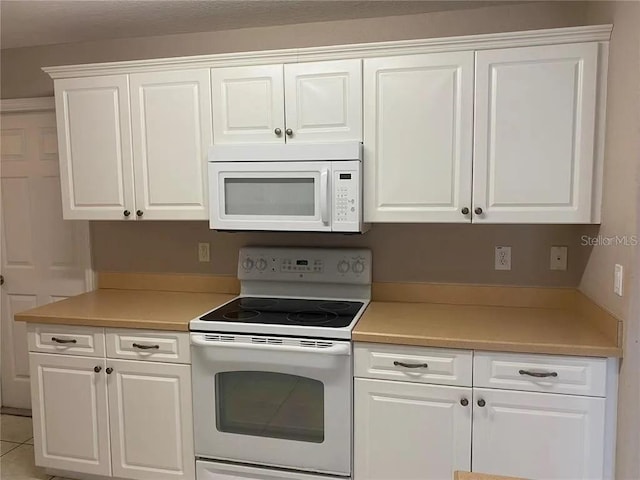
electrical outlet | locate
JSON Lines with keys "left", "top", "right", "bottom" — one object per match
{"left": 494, "top": 246, "right": 511, "bottom": 271}
{"left": 198, "top": 242, "right": 210, "bottom": 262}
{"left": 614, "top": 264, "right": 624, "bottom": 296}
{"left": 550, "top": 246, "right": 568, "bottom": 271}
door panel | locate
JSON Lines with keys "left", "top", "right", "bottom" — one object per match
{"left": 472, "top": 388, "right": 605, "bottom": 479}
{"left": 108, "top": 359, "right": 194, "bottom": 480}
{"left": 212, "top": 65, "right": 285, "bottom": 144}
{"left": 354, "top": 378, "right": 471, "bottom": 480}
{"left": 55, "top": 75, "right": 135, "bottom": 219}
{"left": 130, "top": 69, "right": 212, "bottom": 220}
{"left": 30, "top": 353, "right": 110, "bottom": 476}
{"left": 1, "top": 111, "right": 91, "bottom": 409}
{"left": 284, "top": 59, "right": 362, "bottom": 143}
{"left": 364, "top": 52, "right": 474, "bottom": 222}
{"left": 473, "top": 43, "right": 598, "bottom": 223}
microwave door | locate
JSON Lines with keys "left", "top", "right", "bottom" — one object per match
{"left": 209, "top": 162, "right": 332, "bottom": 232}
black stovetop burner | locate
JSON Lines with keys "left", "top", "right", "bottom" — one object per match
{"left": 199, "top": 296, "right": 364, "bottom": 328}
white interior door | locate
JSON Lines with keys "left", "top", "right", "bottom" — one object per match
{"left": 1, "top": 109, "right": 92, "bottom": 409}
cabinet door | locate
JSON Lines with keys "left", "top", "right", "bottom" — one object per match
{"left": 211, "top": 64, "right": 285, "bottom": 144}
{"left": 130, "top": 69, "right": 212, "bottom": 220}
{"left": 472, "top": 388, "right": 605, "bottom": 479}
{"left": 29, "top": 353, "right": 111, "bottom": 476}
{"left": 363, "top": 52, "right": 474, "bottom": 222}
{"left": 354, "top": 378, "right": 471, "bottom": 480}
{"left": 107, "top": 359, "right": 195, "bottom": 480}
{"left": 54, "top": 75, "right": 135, "bottom": 220}
{"left": 473, "top": 43, "right": 598, "bottom": 223}
{"left": 284, "top": 59, "right": 362, "bottom": 143}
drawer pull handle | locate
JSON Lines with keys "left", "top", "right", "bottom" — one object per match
{"left": 519, "top": 369, "right": 558, "bottom": 378}
{"left": 51, "top": 337, "right": 77, "bottom": 344}
{"left": 393, "top": 361, "right": 428, "bottom": 369}
{"left": 132, "top": 343, "right": 160, "bottom": 350}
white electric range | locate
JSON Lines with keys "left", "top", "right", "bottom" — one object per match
{"left": 190, "top": 246, "right": 371, "bottom": 480}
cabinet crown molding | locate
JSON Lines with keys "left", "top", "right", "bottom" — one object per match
{"left": 0, "top": 97, "right": 55, "bottom": 113}
{"left": 42, "top": 24, "right": 612, "bottom": 79}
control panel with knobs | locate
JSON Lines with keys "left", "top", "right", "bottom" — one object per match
{"left": 237, "top": 247, "right": 371, "bottom": 285}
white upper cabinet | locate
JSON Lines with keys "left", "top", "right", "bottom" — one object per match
{"left": 473, "top": 43, "right": 599, "bottom": 223}
{"left": 55, "top": 70, "right": 212, "bottom": 220}
{"left": 55, "top": 75, "right": 135, "bottom": 220}
{"left": 363, "top": 52, "right": 474, "bottom": 222}
{"left": 211, "top": 59, "right": 362, "bottom": 144}
{"left": 284, "top": 59, "right": 362, "bottom": 143}
{"left": 211, "top": 64, "right": 285, "bottom": 144}
{"left": 130, "top": 69, "right": 212, "bottom": 220}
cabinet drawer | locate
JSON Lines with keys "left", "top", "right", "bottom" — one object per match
{"left": 27, "top": 324, "right": 105, "bottom": 357}
{"left": 474, "top": 351, "right": 607, "bottom": 397}
{"left": 354, "top": 343, "right": 472, "bottom": 386}
{"left": 106, "top": 329, "right": 190, "bottom": 364}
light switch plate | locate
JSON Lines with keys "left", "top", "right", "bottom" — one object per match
{"left": 614, "top": 264, "right": 623, "bottom": 296}
{"left": 495, "top": 246, "right": 511, "bottom": 271}
{"left": 550, "top": 246, "right": 568, "bottom": 271}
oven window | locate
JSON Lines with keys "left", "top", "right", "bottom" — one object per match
{"left": 215, "top": 371, "right": 324, "bottom": 443}
{"left": 224, "top": 178, "right": 315, "bottom": 216}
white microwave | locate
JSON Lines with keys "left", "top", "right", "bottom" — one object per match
{"left": 208, "top": 142, "right": 366, "bottom": 232}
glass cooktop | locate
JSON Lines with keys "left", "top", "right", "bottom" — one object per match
{"left": 199, "top": 296, "right": 365, "bottom": 328}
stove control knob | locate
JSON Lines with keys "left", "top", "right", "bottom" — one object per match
{"left": 256, "top": 258, "right": 267, "bottom": 271}
{"left": 241, "top": 257, "right": 254, "bottom": 271}
{"left": 337, "top": 260, "right": 350, "bottom": 274}
{"left": 352, "top": 260, "right": 365, "bottom": 274}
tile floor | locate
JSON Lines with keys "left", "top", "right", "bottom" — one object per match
{"left": 0, "top": 414, "right": 69, "bottom": 480}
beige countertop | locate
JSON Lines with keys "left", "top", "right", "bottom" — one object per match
{"left": 16, "top": 273, "right": 622, "bottom": 357}
{"left": 15, "top": 289, "right": 235, "bottom": 331}
{"left": 353, "top": 301, "right": 621, "bottom": 357}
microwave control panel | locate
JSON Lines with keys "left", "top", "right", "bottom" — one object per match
{"left": 333, "top": 161, "right": 361, "bottom": 230}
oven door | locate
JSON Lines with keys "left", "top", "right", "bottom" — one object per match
{"left": 191, "top": 334, "right": 352, "bottom": 476}
{"left": 209, "top": 162, "right": 332, "bottom": 231}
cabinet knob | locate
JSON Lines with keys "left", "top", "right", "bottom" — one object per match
{"left": 106, "top": 367, "right": 113, "bottom": 375}
{"left": 285, "top": 128, "right": 293, "bottom": 136}
{"left": 474, "top": 207, "right": 483, "bottom": 215}
{"left": 136, "top": 210, "right": 144, "bottom": 217}
{"left": 460, "top": 398, "right": 469, "bottom": 407}
{"left": 461, "top": 207, "right": 470, "bottom": 215}
{"left": 94, "top": 366, "right": 102, "bottom": 373}
{"left": 274, "top": 128, "right": 282, "bottom": 136}
{"left": 477, "top": 399, "right": 486, "bottom": 407}
{"left": 0, "top": 275, "right": 4, "bottom": 286}
{"left": 123, "top": 210, "right": 131, "bottom": 217}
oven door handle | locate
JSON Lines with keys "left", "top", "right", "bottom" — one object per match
{"left": 320, "top": 169, "right": 329, "bottom": 225}
{"left": 191, "top": 335, "right": 350, "bottom": 356}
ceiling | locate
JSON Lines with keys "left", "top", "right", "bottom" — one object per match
{"left": 1, "top": 0, "right": 510, "bottom": 50}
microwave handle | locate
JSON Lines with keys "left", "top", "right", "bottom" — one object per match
{"left": 320, "top": 169, "right": 329, "bottom": 224}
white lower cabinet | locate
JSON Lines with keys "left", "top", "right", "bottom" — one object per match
{"left": 354, "top": 344, "right": 614, "bottom": 480}
{"left": 30, "top": 353, "right": 111, "bottom": 476}
{"left": 472, "top": 388, "right": 605, "bottom": 480}
{"left": 28, "top": 325, "right": 194, "bottom": 480}
{"left": 354, "top": 378, "right": 471, "bottom": 480}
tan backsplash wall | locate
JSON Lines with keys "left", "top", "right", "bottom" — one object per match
{"left": 91, "top": 222, "right": 598, "bottom": 287}
{"left": 580, "top": 2, "right": 640, "bottom": 479}
{"left": 1, "top": 1, "right": 587, "bottom": 99}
